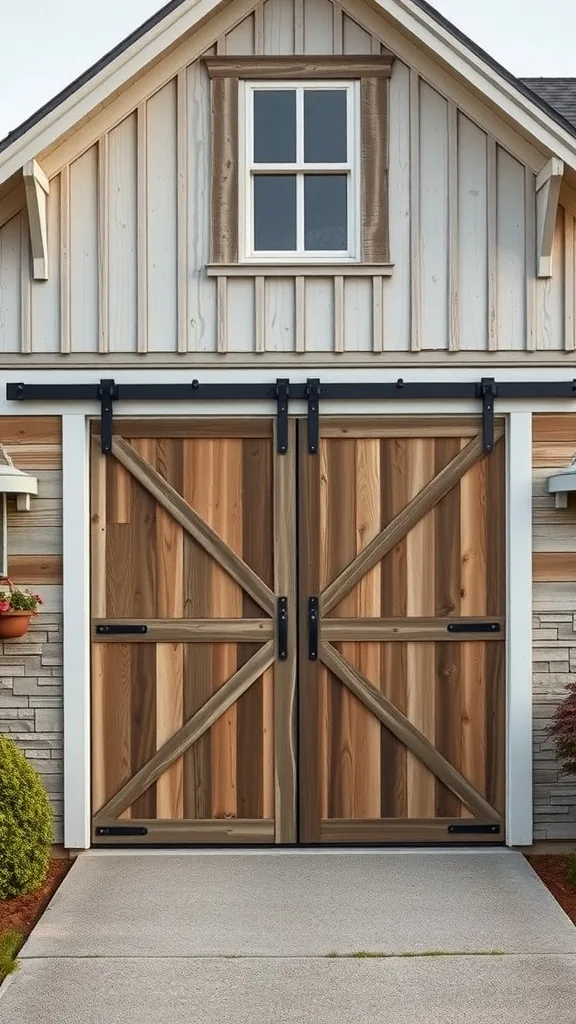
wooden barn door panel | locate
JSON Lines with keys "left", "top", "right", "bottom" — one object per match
{"left": 91, "top": 420, "right": 296, "bottom": 845}
{"left": 298, "top": 419, "right": 506, "bottom": 844}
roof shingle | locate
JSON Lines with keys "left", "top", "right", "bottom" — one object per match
{"left": 521, "top": 78, "right": 576, "bottom": 129}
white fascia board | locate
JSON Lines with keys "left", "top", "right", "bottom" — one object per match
{"left": 373, "top": 0, "right": 576, "bottom": 172}
{"left": 0, "top": 0, "right": 226, "bottom": 186}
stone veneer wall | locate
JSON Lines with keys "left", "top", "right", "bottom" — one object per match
{"left": 0, "top": 417, "right": 63, "bottom": 843}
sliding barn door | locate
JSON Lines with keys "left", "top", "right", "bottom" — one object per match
{"left": 91, "top": 419, "right": 296, "bottom": 845}
{"left": 298, "top": 417, "right": 506, "bottom": 844}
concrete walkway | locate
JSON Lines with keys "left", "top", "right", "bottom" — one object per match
{"left": 1, "top": 849, "right": 576, "bottom": 1022}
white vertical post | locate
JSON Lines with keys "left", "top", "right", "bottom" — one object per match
{"left": 62, "top": 415, "right": 91, "bottom": 849}
{"left": 506, "top": 412, "right": 533, "bottom": 846}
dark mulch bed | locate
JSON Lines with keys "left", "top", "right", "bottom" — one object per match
{"left": 0, "top": 859, "right": 71, "bottom": 940}
{"left": 527, "top": 855, "right": 576, "bottom": 925}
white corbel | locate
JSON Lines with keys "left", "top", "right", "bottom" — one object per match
{"left": 536, "top": 157, "right": 564, "bottom": 278}
{"left": 23, "top": 159, "right": 49, "bottom": 280}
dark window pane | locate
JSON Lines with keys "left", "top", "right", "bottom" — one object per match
{"left": 304, "top": 175, "right": 347, "bottom": 251}
{"left": 304, "top": 90, "right": 347, "bottom": 163}
{"left": 254, "top": 175, "right": 297, "bottom": 250}
{"left": 254, "top": 91, "right": 296, "bottom": 163}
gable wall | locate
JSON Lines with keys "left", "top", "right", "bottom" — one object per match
{"left": 0, "top": 0, "right": 573, "bottom": 362}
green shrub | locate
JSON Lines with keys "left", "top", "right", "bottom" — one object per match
{"left": 0, "top": 931, "right": 22, "bottom": 983}
{"left": 0, "top": 737, "right": 53, "bottom": 900}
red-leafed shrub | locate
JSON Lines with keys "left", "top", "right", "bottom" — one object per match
{"left": 548, "top": 682, "right": 576, "bottom": 776}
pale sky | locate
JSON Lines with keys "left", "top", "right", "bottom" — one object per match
{"left": 1, "top": 0, "right": 575, "bottom": 140}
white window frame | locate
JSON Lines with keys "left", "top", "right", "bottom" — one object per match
{"left": 239, "top": 80, "right": 361, "bottom": 264}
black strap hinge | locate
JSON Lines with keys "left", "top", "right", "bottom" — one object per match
{"left": 99, "top": 378, "right": 119, "bottom": 454}
{"left": 478, "top": 377, "right": 497, "bottom": 455}
{"left": 275, "top": 378, "right": 289, "bottom": 454}
{"left": 277, "top": 597, "right": 288, "bottom": 660}
{"left": 306, "top": 378, "right": 321, "bottom": 455}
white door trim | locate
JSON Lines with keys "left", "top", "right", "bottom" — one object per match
{"left": 5, "top": 369, "right": 538, "bottom": 849}
{"left": 506, "top": 412, "right": 533, "bottom": 846}
{"left": 62, "top": 415, "right": 91, "bottom": 850}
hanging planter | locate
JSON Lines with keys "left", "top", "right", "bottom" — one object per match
{"left": 0, "top": 578, "right": 43, "bottom": 640}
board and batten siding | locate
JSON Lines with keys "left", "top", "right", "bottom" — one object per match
{"left": 0, "top": 0, "right": 571, "bottom": 361}
{"left": 0, "top": 417, "right": 63, "bottom": 842}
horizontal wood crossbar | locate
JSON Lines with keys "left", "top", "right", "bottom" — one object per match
{"left": 91, "top": 418, "right": 273, "bottom": 438}
{"left": 321, "top": 416, "right": 505, "bottom": 438}
{"left": 93, "top": 619, "right": 274, "bottom": 642}
{"left": 321, "top": 430, "right": 502, "bottom": 615}
{"left": 111, "top": 436, "right": 275, "bottom": 616}
{"left": 94, "top": 819, "right": 275, "bottom": 844}
{"left": 203, "top": 55, "right": 395, "bottom": 78}
{"left": 320, "top": 641, "right": 500, "bottom": 822}
{"left": 319, "top": 820, "right": 502, "bottom": 843}
{"left": 93, "top": 641, "right": 275, "bottom": 823}
{"left": 322, "top": 618, "right": 506, "bottom": 642}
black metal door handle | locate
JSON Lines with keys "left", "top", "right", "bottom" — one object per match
{"left": 308, "top": 597, "right": 319, "bottom": 660}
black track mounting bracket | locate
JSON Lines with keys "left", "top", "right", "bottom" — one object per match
{"left": 306, "top": 378, "right": 321, "bottom": 454}
{"left": 478, "top": 377, "right": 497, "bottom": 455}
{"left": 99, "top": 378, "right": 119, "bottom": 454}
{"left": 275, "top": 378, "right": 290, "bottom": 454}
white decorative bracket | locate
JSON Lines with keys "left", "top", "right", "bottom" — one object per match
{"left": 536, "top": 157, "right": 564, "bottom": 278}
{"left": 23, "top": 159, "right": 50, "bottom": 280}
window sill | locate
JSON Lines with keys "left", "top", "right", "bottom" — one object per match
{"left": 207, "top": 263, "right": 394, "bottom": 277}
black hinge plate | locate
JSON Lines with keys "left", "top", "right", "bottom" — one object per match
{"left": 306, "top": 378, "right": 321, "bottom": 455}
{"left": 447, "top": 622, "right": 501, "bottom": 634}
{"left": 99, "top": 378, "right": 119, "bottom": 455}
{"left": 96, "top": 624, "right": 148, "bottom": 635}
{"left": 277, "top": 596, "right": 288, "bottom": 660}
{"left": 275, "top": 378, "right": 289, "bottom": 454}
{"left": 448, "top": 824, "right": 500, "bottom": 835}
{"left": 478, "top": 377, "right": 497, "bottom": 455}
{"left": 308, "top": 596, "right": 319, "bottom": 660}
{"left": 95, "top": 826, "right": 148, "bottom": 837}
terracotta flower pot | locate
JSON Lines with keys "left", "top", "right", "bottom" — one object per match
{"left": 0, "top": 612, "right": 32, "bottom": 639}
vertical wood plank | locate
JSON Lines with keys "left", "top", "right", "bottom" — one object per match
{"left": 294, "top": 0, "right": 304, "bottom": 53}
{"left": 448, "top": 101, "right": 458, "bottom": 352}
{"left": 299, "top": 422, "right": 321, "bottom": 840}
{"left": 409, "top": 69, "right": 421, "bottom": 352}
{"left": 177, "top": 68, "right": 188, "bottom": 354}
{"left": 405, "top": 439, "right": 436, "bottom": 818}
{"left": 20, "top": 213, "right": 31, "bottom": 354}
{"left": 91, "top": 438, "right": 107, "bottom": 619}
{"left": 217, "top": 276, "right": 228, "bottom": 352}
{"left": 137, "top": 102, "right": 148, "bottom": 354}
{"left": 361, "top": 76, "right": 389, "bottom": 263}
{"left": 211, "top": 76, "right": 239, "bottom": 263}
{"left": 487, "top": 137, "right": 497, "bottom": 350}
{"left": 156, "top": 643, "right": 184, "bottom": 818}
{"left": 210, "top": 439, "right": 243, "bottom": 819}
{"left": 496, "top": 149, "right": 526, "bottom": 352}
{"left": 60, "top": 165, "right": 71, "bottom": 354}
{"left": 255, "top": 275, "right": 266, "bottom": 353}
{"left": 457, "top": 115, "right": 488, "bottom": 351}
{"left": 380, "top": 439, "right": 408, "bottom": 817}
{"left": 254, "top": 3, "right": 264, "bottom": 53}
{"left": 525, "top": 168, "right": 537, "bottom": 351}
{"left": 183, "top": 439, "right": 214, "bottom": 818}
{"left": 565, "top": 208, "right": 575, "bottom": 351}
{"left": 107, "top": 114, "right": 138, "bottom": 353}
{"left": 98, "top": 135, "right": 109, "bottom": 354}
{"left": 295, "top": 275, "right": 305, "bottom": 352}
{"left": 385, "top": 59, "right": 411, "bottom": 352}
{"left": 130, "top": 644, "right": 157, "bottom": 819}
{"left": 273, "top": 420, "right": 297, "bottom": 841}
{"left": 332, "top": 0, "right": 343, "bottom": 53}
{"left": 372, "top": 275, "right": 383, "bottom": 352}
{"left": 354, "top": 438, "right": 381, "bottom": 817}
{"left": 334, "top": 275, "right": 344, "bottom": 352}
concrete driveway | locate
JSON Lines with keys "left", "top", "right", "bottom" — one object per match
{"left": 1, "top": 849, "right": 576, "bottom": 1022}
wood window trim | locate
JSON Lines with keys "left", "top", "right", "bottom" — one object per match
{"left": 204, "top": 54, "right": 394, "bottom": 266}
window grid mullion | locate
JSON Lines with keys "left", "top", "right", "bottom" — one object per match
{"left": 297, "top": 172, "right": 305, "bottom": 253}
